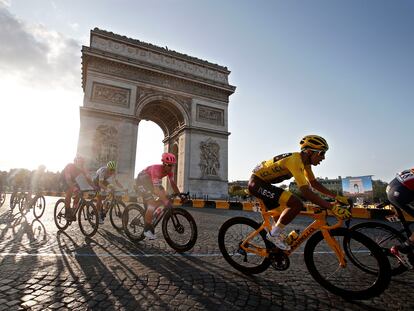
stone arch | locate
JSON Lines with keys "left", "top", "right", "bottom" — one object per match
{"left": 135, "top": 94, "right": 190, "bottom": 137}
{"left": 78, "top": 28, "right": 235, "bottom": 198}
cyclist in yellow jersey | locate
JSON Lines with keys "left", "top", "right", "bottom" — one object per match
{"left": 248, "top": 135, "right": 351, "bottom": 250}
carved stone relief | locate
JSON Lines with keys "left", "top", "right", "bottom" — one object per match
{"left": 91, "top": 82, "right": 130, "bottom": 107}
{"left": 196, "top": 104, "right": 224, "bottom": 126}
{"left": 92, "top": 125, "right": 118, "bottom": 169}
{"left": 199, "top": 138, "right": 220, "bottom": 178}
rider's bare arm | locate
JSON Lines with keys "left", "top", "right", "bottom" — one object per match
{"left": 299, "top": 185, "right": 332, "bottom": 209}
{"left": 169, "top": 178, "right": 180, "bottom": 195}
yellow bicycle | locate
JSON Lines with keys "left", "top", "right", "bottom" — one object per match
{"left": 218, "top": 200, "right": 391, "bottom": 300}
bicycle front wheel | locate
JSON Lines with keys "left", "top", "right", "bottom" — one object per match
{"left": 304, "top": 228, "right": 391, "bottom": 300}
{"left": 218, "top": 217, "right": 272, "bottom": 275}
{"left": 33, "top": 195, "right": 46, "bottom": 219}
{"left": 109, "top": 200, "right": 126, "bottom": 231}
{"left": 122, "top": 203, "right": 145, "bottom": 242}
{"left": 78, "top": 201, "right": 99, "bottom": 237}
{"left": 349, "top": 221, "right": 408, "bottom": 276}
{"left": 162, "top": 208, "right": 197, "bottom": 253}
{"left": 54, "top": 199, "right": 70, "bottom": 231}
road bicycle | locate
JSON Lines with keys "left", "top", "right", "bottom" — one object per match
{"left": 54, "top": 190, "right": 99, "bottom": 237}
{"left": 218, "top": 200, "right": 391, "bottom": 300}
{"left": 0, "top": 190, "right": 6, "bottom": 207}
{"left": 122, "top": 192, "right": 197, "bottom": 252}
{"left": 9, "top": 190, "right": 22, "bottom": 211}
{"left": 18, "top": 192, "right": 47, "bottom": 219}
{"left": 101, "top": 190, "right": 127, "bottom": 230}
{"left": 348, "top": 200, "right": 413, "bottom": 276}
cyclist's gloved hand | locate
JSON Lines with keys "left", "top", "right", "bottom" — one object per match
{"left": 179, "top": 193, "right": 189, "bottom": 204}
{"left": 331, "top": 204, "right": 352, "bottom": 220}
{"left": 335, "top": 195, "right": 349, "bottom": 206}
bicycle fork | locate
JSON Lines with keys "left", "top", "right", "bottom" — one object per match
{"left": 321, "top": 229, "right": 347, "bottom": 267}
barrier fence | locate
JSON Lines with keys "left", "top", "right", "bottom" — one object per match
{"left": 1, "top": 191, "right": 413, "bottom": 221}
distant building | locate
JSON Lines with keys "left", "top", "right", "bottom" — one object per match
{"left": 289, "top": 176, "right": 343, "bottom": 198}
{"left": 228, "top": 180, "right": 248, "bottom": 188}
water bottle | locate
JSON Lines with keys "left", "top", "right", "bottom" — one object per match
{"left": 285, "top": 230, "right": 300, "bottom": 245}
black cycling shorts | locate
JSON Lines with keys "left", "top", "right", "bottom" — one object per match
{"left": 247, "top": 175, "right": 292, "bottom": 210}
{"left": 387, "top": 178, "right": 414, "bottom": 217}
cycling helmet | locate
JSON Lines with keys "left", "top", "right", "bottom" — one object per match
{"left": 300, "top": 135, "right": 329, "bottom": 151}
{"left": 107, "top": 161, "right": 117, "bottom": 170}
{"left": 161, "top": 153, "right": 176, "bottom": 165}
{"left": 74, "top": 155, "right": 85, "bottom": 165}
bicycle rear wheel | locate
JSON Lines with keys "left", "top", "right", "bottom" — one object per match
{"left": 305, "top": 228, "right": 391, "bottom": 300}
{"left": 122, "top": 203, "right": 145, "bottom": 242}
{"left": 218, "top": 217, "right": 272, "bottom": 275}
{"left": 348, "top": 221, "right": 408, "bottom": 276}
{"left": 33, "top": 195, "right": 46, "bottom": 219}
{"left": 109, "top": 200, "right": 126, "bottom": 231}
{"left": 78, "top": 201, "right": 99, "bottom": 237}
{"left": 162, "top": 207, "right": 197, "bottom": 252}
{"left": 54, "top": 198, "right": 70, "bottom": 231}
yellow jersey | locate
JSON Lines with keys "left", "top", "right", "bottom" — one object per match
{"left": 252, "top": 152, "right": 315, "bottom": 187}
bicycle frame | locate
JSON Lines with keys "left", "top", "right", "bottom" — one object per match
{"left": 240, "top": 200, "right": 347, "bottom": 267}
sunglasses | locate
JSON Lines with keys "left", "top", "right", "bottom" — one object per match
{"left": 165, "top": 164, "right": 174, "bottom": 167}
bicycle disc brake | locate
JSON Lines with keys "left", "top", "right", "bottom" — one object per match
{"left": 269, "top": 250, "right": 290, "bottom": 271}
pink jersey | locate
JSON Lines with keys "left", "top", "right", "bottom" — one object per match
{"left": 397, "top": 168, "right": 414, "bottom": 191}
{"left": 142, "top": 164, "right": 174, "bottom": 186}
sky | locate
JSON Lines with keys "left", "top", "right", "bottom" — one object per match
{"left": 1, "top": 0, "right": 413, "bottom": 182}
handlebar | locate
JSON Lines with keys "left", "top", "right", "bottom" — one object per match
{"left": 376, "top": 200, "right": 390, "bottom": 209}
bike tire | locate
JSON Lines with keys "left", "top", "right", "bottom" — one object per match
{"left": 304, "top": 228, "right": 391, "bottom": 300}
{"left": 218, "top": 216, "right": 272, "bottom": 275}
{"left": 109, "top": 200, "right": 126, "bottom": 231}
{"left": 162, "top": 207, "right": 198, "bottom": 253}
{"left": 349, "top": 221, "right": 408, "bottom": 276}
{"left": 122, "top": 203, "right": 145, "bottom": 242}
{"left": 0, "top": 192, "right": 6, "bottom": 207}
{"left": 18, "top": 195, "right": 27, "bottom": 213}
{"left": 54, "top": 198, "right": 70, "bottom": 231}
{"left": 33, "top": 195, "right": 46, "bottom": 219}
{"left": 78, "top": 201, "right": 99, "bottom": 237}
{"left": 10, "top": 192, "right": 17, "bottom": 210}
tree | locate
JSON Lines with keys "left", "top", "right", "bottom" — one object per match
{"left": 372, "top": 179, "right": 388, "bottom": 203}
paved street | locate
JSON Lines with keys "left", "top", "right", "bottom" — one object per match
{"left": 0, "top": 195, "right": 413, "bottom": 311}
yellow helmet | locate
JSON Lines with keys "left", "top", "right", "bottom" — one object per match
{"left": 300, "top": 135, "right": 329, "bottom": 151}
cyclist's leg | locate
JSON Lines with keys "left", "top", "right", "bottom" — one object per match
{"left": 387, "top": 178, "right": 414, "bottom": 267}
{"left": 135, "top": 173, "right": 158, "bottom": 236}
{"left": 387, "top": 178, "right": 414, "bottom": 243}
{"left": 248, "top": 176, "right": 301, "bottom": 249}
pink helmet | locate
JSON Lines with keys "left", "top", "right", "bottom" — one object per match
{"left": 161, "top": 152, "right": 176, "bottom": 165}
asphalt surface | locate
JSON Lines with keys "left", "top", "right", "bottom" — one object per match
{"left": 0, "top": 195, "right": 413, "bottom": 311}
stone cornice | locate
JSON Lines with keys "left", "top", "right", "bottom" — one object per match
{"left": 82, "top": 46, "right": 235, "bottom": 93}
{"left": 82, "top": 54, "right": 234, "bottom": 102}
{"left": 91, "top": 28, "right": 230, "bottom": 73}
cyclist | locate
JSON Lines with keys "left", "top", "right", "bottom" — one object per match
{"left": 134, "top": 152, "right": 181, "bottom": 240}
{"left": 93, "top": 160, "right": 125, "bottom": 224}
{"left": 247, "top": 135, "right": 351, "bottom": 250}
{"left": 62, "top": 155, "right": 95, "bottom": 221}
{"left": 388, "top": 167, "right": 414, "bottom": 268}
{"left": 24, "top": 165, "right": 46, "bottom": 209}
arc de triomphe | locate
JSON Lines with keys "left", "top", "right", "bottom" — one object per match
{"left": 77, "top": 28, "right": 236, "bottom": 199}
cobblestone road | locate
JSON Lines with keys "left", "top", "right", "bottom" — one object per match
{"left": 0, "top": 196, "right": 413, "bottom": 310}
